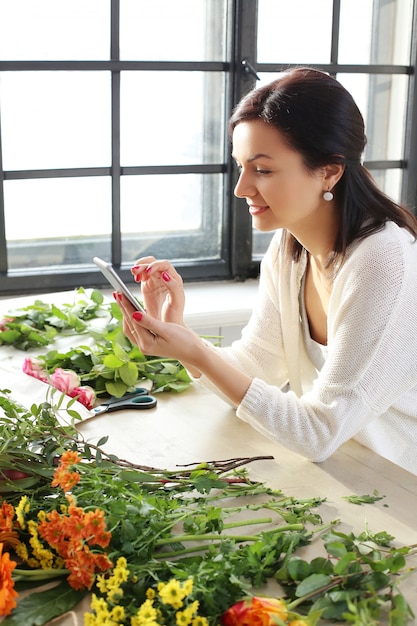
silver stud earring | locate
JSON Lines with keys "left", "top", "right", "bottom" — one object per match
{"left": 323, "top": 190, "right": 334, "bottom": 201}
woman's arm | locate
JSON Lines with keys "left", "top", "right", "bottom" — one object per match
{"left": 117, "top": 292, "right": 252, "bottom": 406}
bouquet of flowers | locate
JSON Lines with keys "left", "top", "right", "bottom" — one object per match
{"left": 0, "top": 389, "right": 415, "bottom": 626}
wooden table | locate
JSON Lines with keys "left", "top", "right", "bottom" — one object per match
{"left": 1, "top": 292, "right": 416, "bottom": 625}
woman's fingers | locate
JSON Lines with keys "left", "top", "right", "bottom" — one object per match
{"left": 131, "top": 259, "right": 183, "bottom": 286}
{"left": 129, "top": 259, "right": 185, "bottom": 323}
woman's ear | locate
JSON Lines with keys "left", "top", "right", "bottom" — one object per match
{"left": 323, "top": 163, "right": 345, "bottom": 190}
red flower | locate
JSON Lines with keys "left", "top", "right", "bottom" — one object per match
{"left": 222, "top": 597, "right": 288, "bottom": 626}
{"left": 0, "top": 542, "right": 18, "bottom": 616}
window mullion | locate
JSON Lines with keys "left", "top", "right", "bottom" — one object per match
{"left": 229, "top": 0, "right": 259, "bottom": 280}
{"left": 0, "top": 105, "right": 7, "bottom": 273}
{"left": 401, "top": 0, "right": 417, "bottom": 210}
{"left": 111, "top": 0, "right": 122, "bottom": 267}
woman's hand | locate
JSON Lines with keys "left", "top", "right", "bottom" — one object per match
{"left": 130, "top": 257, "right": 185, "bottom": 325}
{"left": 116, "top": 293, "right": 253, "bottom": 407}
{"left": 116, "top": 293, "right": 203, "bottom": 366}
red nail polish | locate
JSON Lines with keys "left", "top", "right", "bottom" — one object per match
{"left": 132, "top": 311, "right": 143, "bottom": 321}
{"left": 162, "top": 271, "right": 171, "bottom": 282}
{"left": 112, "top": 291, "right": 118, "bottom": 300}
{"left": 117, "top": 293, "right": 123, "bottom": 301}
{"left": 145, "top": 266, "right": 152, "bottom": 273}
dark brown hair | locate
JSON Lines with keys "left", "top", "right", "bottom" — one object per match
{"left": 229, "top": 67, "right": 417, "bottom": 265}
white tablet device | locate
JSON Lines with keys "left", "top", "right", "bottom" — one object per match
{"left": 93, "top": 256, "right": 145, "bottom": 312}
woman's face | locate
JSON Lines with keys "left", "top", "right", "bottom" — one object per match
{"left": 232, "top": 120, "right": 328, "bottom": 233}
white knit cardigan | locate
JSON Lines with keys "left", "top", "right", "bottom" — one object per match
{"left": 197, "top": 221, "right": 417, "bottom": 475}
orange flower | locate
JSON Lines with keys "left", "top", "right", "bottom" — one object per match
{"left": 38, "top": 502, "right": 112, "bottom": 590}
{"left": 0, "top": 502, "right": 14, "bottom": 533}
{"left": 59, "top": 451, "right": 82, "bottom": 468}
{"left": 0, "top": 542, "right": 18, "bottom": 616}
{"left": 222, "top": 596, "right": 288, "bottom": 626}
{"left": 51, "top": 451, "right": 82, "bottom": 492}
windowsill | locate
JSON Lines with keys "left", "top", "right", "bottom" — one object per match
{"left": 182, "top": 279, "right": 258, "bottom": 329}
{"left": 0, "top": 279, "right": 259, "bottom": 330}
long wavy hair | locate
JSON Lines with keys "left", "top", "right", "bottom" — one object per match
{"left": 229, "top": 67, "right": 417, "bottom": 267}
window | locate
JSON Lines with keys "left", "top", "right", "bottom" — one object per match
{"left": 0, "top": 0, "right": 416, "bottom": 294}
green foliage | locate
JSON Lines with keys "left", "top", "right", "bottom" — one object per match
{"left": 0, "top": 287, "right": 191, "bottom": 397}
{"left": 1, "top": 582, "right": 87, "bottom": 626}
{"left": 343, "top": 490, "right": 386, "bottom": 505}
{"left": 275, "top": 527, "right": 416, "bottom": 623}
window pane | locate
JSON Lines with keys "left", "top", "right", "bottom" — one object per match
{"left": 1, "top": 72, "right": 111, "bottom": 170}
{"left": 120, "top": 174, "right": 223, "bottom": 262}
{"left": 369, "top": 169, "right": 402, "bottom": 203}
{"left": 120, "top": 0, "right": 227, "bottom": 62}
{"left": 257, "top": 0, "right": 333, "bottom": 64}
{"left": 338, "top": 74, "right": 408, "bottom": 161}
{"left": 0, "top": 0, "right": 110, "bottom": 61}
{"left": 4, "top": 177, "right": 112, "bottom": 269}
{"left": 339, "top": 0, "right": 413, "bottom": 64}
{"left": 121, "top": 72, "right": 225, "bottom": 166}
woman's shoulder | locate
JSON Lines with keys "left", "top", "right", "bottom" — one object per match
{"left": 341, "top": 222, "right": 417, "bottom": 289}
{"left": 347, "top": 221, "right": 416, "bottom": 261}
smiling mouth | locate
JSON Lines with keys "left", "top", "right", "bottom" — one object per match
{"left": 248, "top": 204, "right": 269, "bottom": 215}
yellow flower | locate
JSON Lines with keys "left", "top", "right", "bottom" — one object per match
{"left": 96, "top": 573, "right": 109, "bottom": 594}
{"left": 110, "top": 605, "right": 125, "bottom": 622}
{"left": 146, "top": 587, "right": 156, "bottom": 600}
{"left": 176, "top": 610, "right": 192, "bottom": 626}
{"left": 15, "top": 495, "right": 30, "bottom": 529}
{"left": 182, "top": 578, "right": 193, "bottom": 596}
{"left": 107, "top": 587, "right": 124, "bottom": 603}
{"left": 27, "top": 520, "right": 54, "bottom": 569}
{"left": 158, "top": 578, "right": 186, "bottom": 609}
{"left": 192, "top": 617, "right": 209, "bottom": 626}
{"left": 136, "top": 598, "right": 158, "bottom": 622}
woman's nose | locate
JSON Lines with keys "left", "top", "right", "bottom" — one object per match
{"left": 234, "top": 171, "right": 254, "bottom": 198}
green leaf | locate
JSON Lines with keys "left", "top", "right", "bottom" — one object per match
{"left": 333, "top": 552, "right": 357, "bottom": 574}
{"left": 295, "top": 573, "right": 332, "bottom": 597}
{"left": 286, "top": 557, "right": 312, "bottom": 581}
{"left": 326, "top": 541, "right": 347, "bottom": 558}
{"left": 103, "top": 353, "right": 125, "bottom": 369}
{"left": 119, "top": 361, "right": 138, "bottom": 386}
{"left": 343, "top": 491, "right": 385, "bottom": 505}
{"left": 105, "top": 380, "right": 128, "bottom": 397}
{"left": 2, "top": 582, "right": 86, "bottom": 626}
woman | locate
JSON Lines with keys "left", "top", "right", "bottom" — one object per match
{"left": 116, "top": 67, "right": 417, "bottom": 476}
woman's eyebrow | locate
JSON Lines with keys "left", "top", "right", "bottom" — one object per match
{"left": 232, "top": 153, "right": 273, "bottom": 162}
{"left": 247, "top": 153, "right": 273, "bottom": 162}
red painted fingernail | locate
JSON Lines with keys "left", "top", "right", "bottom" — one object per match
{"left": 162, "top": 271, "right": 171, "bottom": 282}
{"left": 134, "top": 274, "right": 141, "bottom": 282}
{"left": 145, "top": 266, "right": 152, "bottom": 273}
{"left": 117, "top": 293, "right": 123, "bottom": 301}
{"left": 132, "top": 311, "right": 143, "bottom": 321}
{"left": 112, "top": 291, "right": 118, "bottom": 300}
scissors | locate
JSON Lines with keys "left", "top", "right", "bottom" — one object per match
{"left": 92, "top": 387, "right": 157, "bottom": 416}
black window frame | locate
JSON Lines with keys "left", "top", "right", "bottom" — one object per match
{"left": 0, "top": 0, "right": 416, "bottom": 295}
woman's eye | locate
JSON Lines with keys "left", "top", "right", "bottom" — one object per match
{"left": 255, "top": 168, "right": 271, "bottom": 175}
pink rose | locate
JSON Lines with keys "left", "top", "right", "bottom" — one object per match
{"left": 50, "top": 368, "right": 80, "bottom": 394}
{"left": 22, "top": 357, "right": 48, "bottom": 382}
{"left": 70, "top": 386, "right": 96, "bottom": 409}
